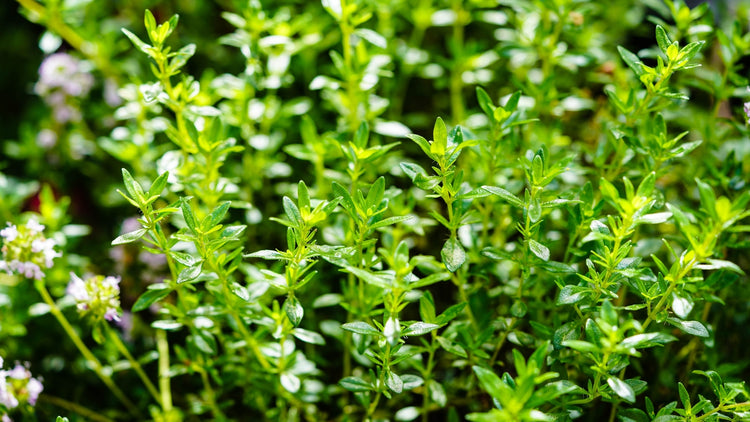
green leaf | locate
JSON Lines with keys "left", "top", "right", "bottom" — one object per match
{"left": 655, "top": 25, "right": 672, "bottom": 55}
{"left": 608, "top": 376, "right": 636, "bottom": 403}
{"left": 402, "top": 322, "right": 439, "bottom": 336}
{"left": 121, "top": 28, "right": 153, "bottom": 55}
{"left": 112, "top": 228, "right": 148, "bottom": 245}
{"left": 696, "top": 178, "right": 718, "bottom": 220}
{"left": 620, "top": 332, "right": 677, "bottom": 349}
{"left": 149, "top": 171, "right": 170, "bottom": 197}
{"left": 428, "top": 379, "right": 447, "bottom": 407}
{"left": 437, "top": 336, "right": 467, "bottom": 358}
{"left": 332, "top": 182, "right": 357, "bottom": 218}
{"left": 122, "top": 168, "right": 145, "bottom": 203}
{"left": 341, "top": 321, "right": 381, "bottom": 336}
{"left": 435, "top": 302, "right": 466, "bottom": 326}
{"left": 344, "top": 266, "right": 391, "bottom": 288}
{"left": 557, "top": 285, "right": 589, "bottom": 305}
{"left": 678, "top": 382, "right": 691, "bottom": 411}
{"left": 365, "top": 177, "right": 385, "bottom": 209}
{"left": 529, "top": 239, "right": 550, "bottom": 261}
{"left": 476, "top": 87, "right": 495, "bottom": 117}
{"left": 482, "top": 185, "right": 524, "bottom": 208}
{"left": 432, "top": 117, "right": 448, "bottom": 157}
{"left": 678, "top": 41, "right": 705, "bottom": 63}
{"left": 292, "top": 328, "right": 325, "bottom": 345}
{"left": 441, "top": 236, "right": 466, "bottom": 272}
{"left": 280, "top": 372, "right": 301, "bottom": 394}
{"left": 177, "top": 263, "right": 202, "bottom": 284}
{"left": 419, "top": 291, "right": 436, "bottom": 323}
{"left": 339, "top": 376, "right": 373, "bottom": 392}
{"left": 202, "top": 201, "right": 230, "bottom": 231}
{"left": 617, "top": 46, "right": 645, "bottom": 77}
{"left": 369, "top": 215, "right": 414, "bottom": 231}
{"left": 528, "top": 380, "right": 585, "bottom": 408}
{"left": 473, "top": 366, "right": 511, "bottom": 401}
{"left": 283, "top": 296, "right": 304, "bottom": 326}
{"left": 528, "top": 196, "right": 542, "bottom": 222}
{"left": 283, "top": 196, "right": 303, "bottom": 228}
{"left": 406, "top": 134, "right": 433, "bottom": 158}
{"left": 562, "top": 340, "right": 599, "bottom": 353}
{"left": 181, "top": 200, "right": 198, "bottom": 232}
{"left": 386, "top": 370, "right": 404, "bottom": 393}
{"left": 353, "top": 121, "right": 369, "bottom": 148}
{"left": 132, "top": 287, "right": 172, "bottom": 312}
{"left": 354, "top": 28, "right": 387, "bottom": 48}
{"left": 601, "top": 300, "right": 618, "bottom": 326}
{"left": 152, "top": 320, "right": 183, "bottom": 331}
{"left": 144, "top": 9, "right": 157, "bottom": 37}
{"left": 170, "top": 251, "right": 201, "bottom": 267}
{"left": 666, "top": 318, "right": 709, "bottom": 337}
{"left": 245, "top": 249, "right": 285, "bottom": 260}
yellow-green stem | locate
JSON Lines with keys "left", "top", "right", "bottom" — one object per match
{"left": 35, "top": 281, "right": 139, "bottom": 416}
{"left": 38, "top": 394, "right": 116, "bottom": 422}
{"left": 156, "top": 329, "right": 173, "bottom": 414}
{"left": 107, "top": 325, "right": 162, "bottom": 405}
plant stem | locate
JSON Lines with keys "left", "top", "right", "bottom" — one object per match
{"left": 34, "top": 280, "right": 140, "bottom": 416}
{"left": 449, "top": 0, "right": 466, "bottom": 123}
{"left": 156, "top": 329, "right": 174, "bottom": 415}
{"left": 107, "top": 325, "right": 162, "bottom": 405}
{"left": 15, "top": 0, "right": 119, "bottom": 80}
{"left": 38, "top": 394, "right": 116, "bottom": 422}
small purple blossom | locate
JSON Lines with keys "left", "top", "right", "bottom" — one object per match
{"left": 0, "top": 219, "right": 60, "bottom": 280}
{"left": 36, "top": 129, "right": 57, "bottom": 149}
{"left": 35, "top": 53, "right": 93, "bottom": 98}
{"left": 744, "top": 101, "right": 750, "bottom": 125}
{"left": 34, "top": 53, "right": 93, "bottom": 125}
{"left": 0, "top": 358, "right": 42, "bottom": 414}
{"left": 0, "top": 225, "right": 17, "bottom": 243}
{"left": 67, "top": 273, "right": 122, "bottom": 322}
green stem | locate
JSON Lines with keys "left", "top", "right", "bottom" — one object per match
{"left": 449, "top": 0, "right": 466, "bottom": 123}
{"left": 38, "top": 394, "right": 116, "bottom": 422}
{"left": 421, "top": 334, "right": 438, "bottom": 422}
{"left": 156, "top": 329, "right": 174, "bottom": 415}
{"left": 16, "top": 0, "right": 119, "bottom": 80}
{"left": 197, "top": 359, "right": 226, "bottom": 421}
{"left": 34, "top": 280, "right": 140, "bottom": 416}
{"left": 107, "top": 326, "right": 162, "bottom": 405}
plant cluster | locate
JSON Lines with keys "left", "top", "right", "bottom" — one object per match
{"left": 2, "top": 0, "right": 750, "bottom": 421}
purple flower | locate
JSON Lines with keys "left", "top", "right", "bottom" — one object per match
{"left": 67, "top": 273, "right": 122, "bottom": 322}
{"left": 36, "top": 129, "right": 57, "bottom": 149}
{"left": 744, "top": 102, "right": 750, "bottom": 125}
{"left": 35, "top": 53, "right": 93, "bottom": 98}
{"left": 0, "top": 218, "right": 59, "bottom": 280}
{"left": 0, "top": 358, "right": 42, "bottom": 413}
{"left": 0, "top": 225, "right": 18, "bottom": 242}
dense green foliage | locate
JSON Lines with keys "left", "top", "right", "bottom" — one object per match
{"left": 2, "top": 0, "right": 750, "bottom": 421}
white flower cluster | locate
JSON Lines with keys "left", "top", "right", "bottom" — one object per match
{"left": 0, "top": 219, "right": 60, "bottom": 280}
{"left": 34, "top": 52, "right": 94, "bottom": 124}
{"left": 67, "top": 273, "right": 123, "bottom": 322}
{"left": 0, "top": 357, "right": 43, "bottom": 420}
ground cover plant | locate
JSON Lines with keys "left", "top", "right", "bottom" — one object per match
{"left": 2, "top": 0, "right": 750, "bottom": 420}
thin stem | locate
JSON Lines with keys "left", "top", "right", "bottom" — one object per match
{"left": 197, "top": 359, "right": 226, "bottom": 421}
{"left": 449, "top": 0, "right": 466, "bottom": 123}
{"left": 156, "top": 329, "right": 174, "bottom": 415}
{"left": 16, "top": 0, "right": 119, "bottom": 80}
{"left": 34, "top": 280, "right": 140, "bottom": 416}
{"left": 107, "top": 325, "right": 161, "bottom": 405}
{"left": 38, "top": 394, "right": 116, "bottom": 422}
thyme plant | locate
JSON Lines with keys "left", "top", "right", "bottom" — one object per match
{"left": 2, "top": 0, "right": 750, "bottom": 421}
